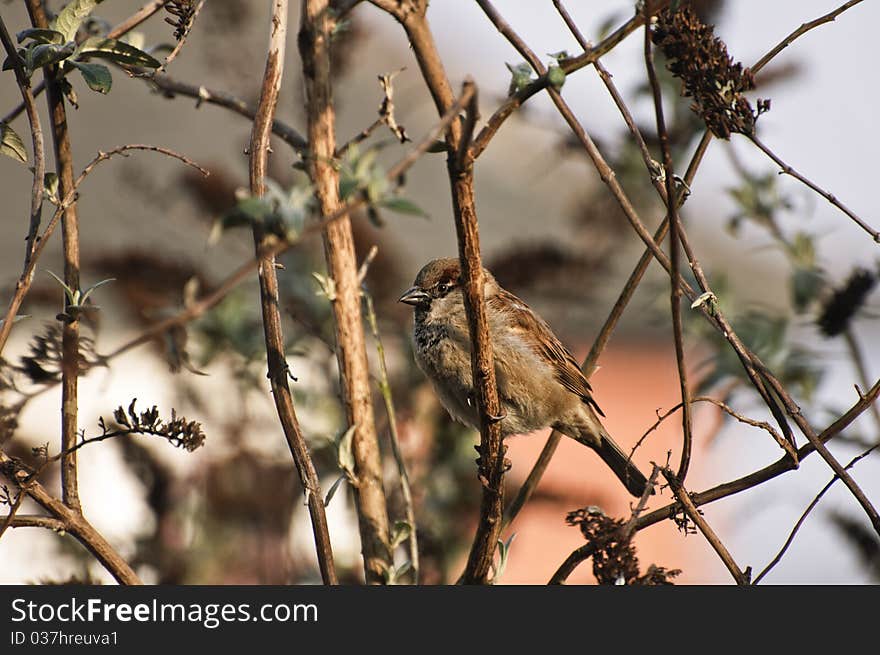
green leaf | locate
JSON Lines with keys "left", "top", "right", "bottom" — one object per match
{"left": 390, "top": 521, "right": 412, "bottom": 549}
{"left": 323, "top": 474, "right": 347, "bottom": 507}
{"left": 506, "top": 62, "right": 533, "bottom": 96}
{"left": 547, "top": 65, "right": 566, "bottom": 90}
{"left": 46, "top": 270, "right": 77, "bottom": 305}
{"left": 380, "top": 197, "right": 428, "bottom": 218}
{"left": 78, "top": 277, "right": 115, "bottom": 305}
{"left": 0, "top": 122, "right": 27, "bottom": 164}
{"left": 51, "top": 0, "right": 106, "bottom": 43}
{"left": 75, "top": 37, "right": 161, "bottom": 68}
{"left": 336, "top": 424, "right": 357, "bottom": 481}
{"left": 16, "top": 28, "right": 66, "bottom": 45}
{"left": 1, "top": 50, "right": 24, "bottom": 72}
{"left": 26, "top": 43, "right": 76, "bottom": 72}
{"left": 71, "top": 61, "right": 112, "bottom": 94}
{"left": 43, "top": 172, "right": 60, "bottom": 204}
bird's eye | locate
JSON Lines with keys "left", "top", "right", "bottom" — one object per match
{"left": 437, "top": 283, "right": 449, "bottom": 295}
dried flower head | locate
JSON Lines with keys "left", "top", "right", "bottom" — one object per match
{"left": 652, "top": 7, "right": 759, "bottom": 139}
{"left": 817, "top": 268, "right": 877, "bottom": 338}
{"left": 566, "top": 507, "right": 681, "bottom": 585}
{"left": 165, "top": 1, "right": 198, "bottom": 41}
{"left": 105, "top": 399, "right": 206, "bottom": 452}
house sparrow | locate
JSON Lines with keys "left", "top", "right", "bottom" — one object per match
{"left": 399, "top": 258, "right": 650, "bottom": 497}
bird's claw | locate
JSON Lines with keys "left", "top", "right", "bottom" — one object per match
{"left": 487, "top": 410, "right": 507, "bottom": 423}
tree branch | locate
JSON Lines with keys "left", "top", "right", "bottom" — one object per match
{"left": 644, "top": 10, "right": 693, "bottom": 483}
{"left": 0, "top": 15, "right": 44, "bottom": 272}
{"left": 249, "top": 0, "right": 338, "bottom": 585}
{"left": 300, "top": 0, "right": 391, "bottom": 584}
{"left": 26, "top": 0, "right": 82, "bottom": 511}
{"left": 662, "top": 467, "right": 750, "bottom": 585}
{"left": 0, "top": 451, "right": 141, "bottom": 584}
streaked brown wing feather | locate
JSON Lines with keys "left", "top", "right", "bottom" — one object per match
{"left": 489, "top": 289, "right": 605, "bottom": 417}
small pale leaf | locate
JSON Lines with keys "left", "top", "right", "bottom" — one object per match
{"left": 0, "top": 122, "right": 27, "bottom": 164}
{"left": 52, "top": 0, "right": 106, "bottom": 43}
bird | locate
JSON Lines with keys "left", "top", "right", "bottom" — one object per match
{"left": 399, "top": 257, "right": 650, "bottom": 497}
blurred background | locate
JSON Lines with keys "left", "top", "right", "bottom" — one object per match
{"left": 1, "top": 0, "right": 878, "bottom": 584}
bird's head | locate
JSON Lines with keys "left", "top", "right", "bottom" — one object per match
{"left": 399, "top": 258, "right": 497, "bottom": 313}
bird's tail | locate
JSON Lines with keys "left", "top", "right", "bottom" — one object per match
{"left": 592, "top": 433, "right": 651, "bottom": 498}
{"left": 566, "top": 413, "right": 652, "bottom": 498}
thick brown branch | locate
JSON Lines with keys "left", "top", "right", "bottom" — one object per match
{"left": 300, "top": 0, "right": 390, "bottom": 584}
{"left": 0, "top": 451, "right": 141, "bottom": 584}
{"left": 26, "top": 0, "right": 81, "bottom": 511}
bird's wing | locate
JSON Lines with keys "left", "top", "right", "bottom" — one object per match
{"left": 489, "top": 289, "right": 605, "bottom": 417}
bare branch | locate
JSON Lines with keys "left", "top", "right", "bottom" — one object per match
{"left": 148, "top": 73, "right": 308, "bottom": 152}
{"left": 0, "top": 16, "right": 44, "bottom": 274}
{"left": 635, "top": 379, "right": 880, "bottom": 532}
{"left": 0, "top": 451, "right": 141, "bottom": 584}
{"left": 753, "top": 444, "right": 877, "bottom": 584}
{"left": 0, "top": 145, "right": 207, "bottom": 356}
{"left": 644, "top": 9, "right": 693, "bottom": 483}
{"left": 748, "top": 134, "right": 878, "bottom": 243}
{"left": 301, "top": 0, "right": 390, "bottom": 583}
{"left": 662, "top": 467, "right": 751, "bottom": 585}
{"left": 248, "top": 0, "right": 338, "bottom": 585}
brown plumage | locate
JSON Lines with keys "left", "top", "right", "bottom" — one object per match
{"left": 400, "top": 258, "right": 650, "bottom": 497}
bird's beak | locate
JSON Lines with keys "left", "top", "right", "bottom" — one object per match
{"left": 398, "top": 286, "right": 430, "bottom": 306}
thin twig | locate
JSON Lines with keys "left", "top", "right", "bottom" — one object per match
{"left": 843, "top": 329, "right": 880, "bottom": 431}
{"left": 0, "top": 16, "right": 44, "bottom": 271}
{"left": 363, "top": 279, "right": 419, "bottom": 583}
{"left": 336, "top": 117, "right": 383, "bottom": 158}
{"left": 662, "top": 467, "right": 751, "bottom": 584}
{"left": 753, "top": 444, "right": 877, "bottom": 584}
{"left": 5, "top": 515, "right": 66, "bottom": 531}
{"left": 0, "top": 145, "right": 207, "bottom": 356}
{"left": 750, "top": 0, "right": 865, "bottom": 74}
{"left": 632, "top": 395, "right": 787, "bottom": 459}
{"left": 644, "top": 10, "right": 693, "bottom": 483}
{"left": 147, "top": 73, "right": 308, "bottom": 152}
{"left": 748, "top": 134, "right": 878, "bottom": 243}
{"left": 634, "top": 379, "right": 880, "bottom": 532}
{"left": 470, "top": 0, "right": 673, "bottom": 159}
